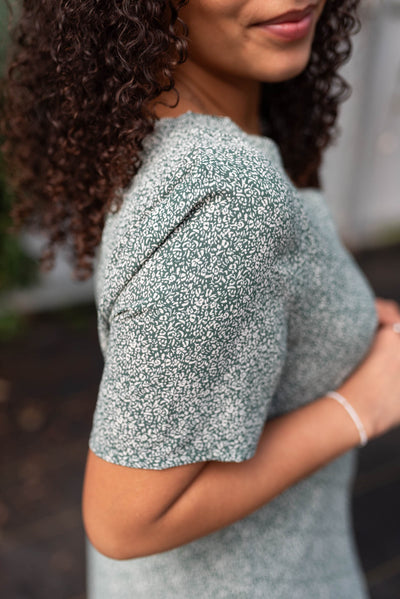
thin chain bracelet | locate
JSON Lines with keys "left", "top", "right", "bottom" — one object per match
{"left": 325, "top": 390, "right": 368, "bottom": 447}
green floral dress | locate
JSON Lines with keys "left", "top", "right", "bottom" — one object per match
{"left": 86, "top": 111, "right": 377, "bottom": 598}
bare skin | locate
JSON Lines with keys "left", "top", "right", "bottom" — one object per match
{"left": 82, "top": 0, "right": 400, "bottom": 560}
{"left": 375, "top": 297, "right": 400, "bottom": 326}
{"left": 152, "top": 0, "right": 328, "bottom": 133}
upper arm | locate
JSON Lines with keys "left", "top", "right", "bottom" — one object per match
{"left": 82, "top": 448, "right": 207, "bottom": 559}
{"left": 84, "top": 145, "right": 296, "bottom": 558}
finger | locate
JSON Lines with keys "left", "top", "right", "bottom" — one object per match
{"left": 375, "top": 298, "right": 400, "bottom": 325}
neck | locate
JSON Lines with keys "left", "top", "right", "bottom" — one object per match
{"left": 152, "top": 58, "right": 263, "bottom": 137}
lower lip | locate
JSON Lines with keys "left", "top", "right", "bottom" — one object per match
{"left": 254, "top": 12, "right": 314, "bottom": 41}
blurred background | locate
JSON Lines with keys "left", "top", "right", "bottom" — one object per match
{"left": 0, "top": 0, "right": 399, "bottom": 598}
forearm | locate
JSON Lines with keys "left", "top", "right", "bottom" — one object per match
{"left": 118, "top": 393, "right": 362, "bottom": 559}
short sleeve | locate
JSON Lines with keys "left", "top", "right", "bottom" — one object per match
{"left": 89, "top": 166, "right": 294, "bottom": 469}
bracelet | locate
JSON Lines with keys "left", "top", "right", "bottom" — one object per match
{"left": 325, "top": 390, "right": 368, "bottom": 447}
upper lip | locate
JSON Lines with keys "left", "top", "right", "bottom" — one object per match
{"left": 252, "top": 3, "right": 317, "bottom": 26}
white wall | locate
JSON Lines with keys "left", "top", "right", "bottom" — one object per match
{"left": 321, "top": 0, "right": 400, "bottom": 248}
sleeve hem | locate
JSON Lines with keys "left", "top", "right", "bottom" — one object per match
{"left": 88, "top": 438, "right": 258, "bottom": 470}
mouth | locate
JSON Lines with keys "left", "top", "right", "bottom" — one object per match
{"left": 250, "top": 4, "right": 317, "bottom": 41}
{"left": 251, "top": 4, "right": 317, "bottom": 27}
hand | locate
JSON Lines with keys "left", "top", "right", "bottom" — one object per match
{"left": 375, "top": 297, "right": 400, "bottom": 327}
{"left": 337, "top": 319, "right": 400, "bottom": 440}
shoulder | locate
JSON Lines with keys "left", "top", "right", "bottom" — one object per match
{"left": 137, "top": 112, "right": 289, "bottom": 201}
{"left": 104, "top": 113, "right": 298, "bottom": 259}
{"left": 96, "top": 115, "right": 302, "bottom": 322}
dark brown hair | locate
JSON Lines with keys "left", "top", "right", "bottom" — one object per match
{"left": 0, "top": 0, "right": 361, "bottom": 280}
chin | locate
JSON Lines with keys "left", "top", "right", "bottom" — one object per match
{"left": 255, "top": 54, "right": 312, "bottom": 83}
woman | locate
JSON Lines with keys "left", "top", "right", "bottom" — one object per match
{"left": 2, "top": 1, "right": 400, "bottom": 597}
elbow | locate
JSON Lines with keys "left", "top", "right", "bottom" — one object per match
{"left": 81, "top": 447, "right": 197, "bottom": 559}
{"left": 84, "top": 530, "right": 131, "bottom": 562}
{"left": 81, "top": 450, "right": 156, "bottom": 560}
{"left": 82, "top": 486, "right": 152, "bottom": 560}
{"left": 82, "top": 509, "right": 150, "bottom": 561}
{"left": 86, "top": 535, "right": 142, "bottom": 562}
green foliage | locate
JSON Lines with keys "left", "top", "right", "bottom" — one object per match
{"left": 0, "top": 150, "right": 39, "bottom": 294}
{"left": 0, "top": 307, "right": 27, "bottom": 342}
{"left": 0, "top": 3, "right": 39, "bottom": 296}
{"left": 0, "top": 4, "right": 8, "bottom": 66}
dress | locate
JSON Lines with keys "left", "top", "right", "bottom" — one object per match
{"left": 86, "top": 111, "right": 378, "bottom": 598}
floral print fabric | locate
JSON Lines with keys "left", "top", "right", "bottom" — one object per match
{"left": 86, "top": 111, "right": 377, "bottom": 598}
{"left": 89, "top": 112, "right": 377, "bottom": 472}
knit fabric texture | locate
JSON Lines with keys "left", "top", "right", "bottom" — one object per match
{"left": 87, "top": 111, "right": 377, "bottom": 598}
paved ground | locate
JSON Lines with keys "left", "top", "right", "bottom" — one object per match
{"left": 0, "top": 242, "right": 399, "bottom": 599}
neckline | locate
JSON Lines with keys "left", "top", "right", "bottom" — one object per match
{"left": 154, "top": 110, "right": 278, "bottom": 147}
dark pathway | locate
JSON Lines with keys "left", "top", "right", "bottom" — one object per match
{"left": 0, "top": 304, "right": 101, "bottom": 599}
{"left": 0, "top": 243, "right": 399, "bottom": 599}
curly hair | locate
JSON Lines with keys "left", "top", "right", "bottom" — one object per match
{"left": 0, "top": 0, "right": 361, "bottom": 280}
